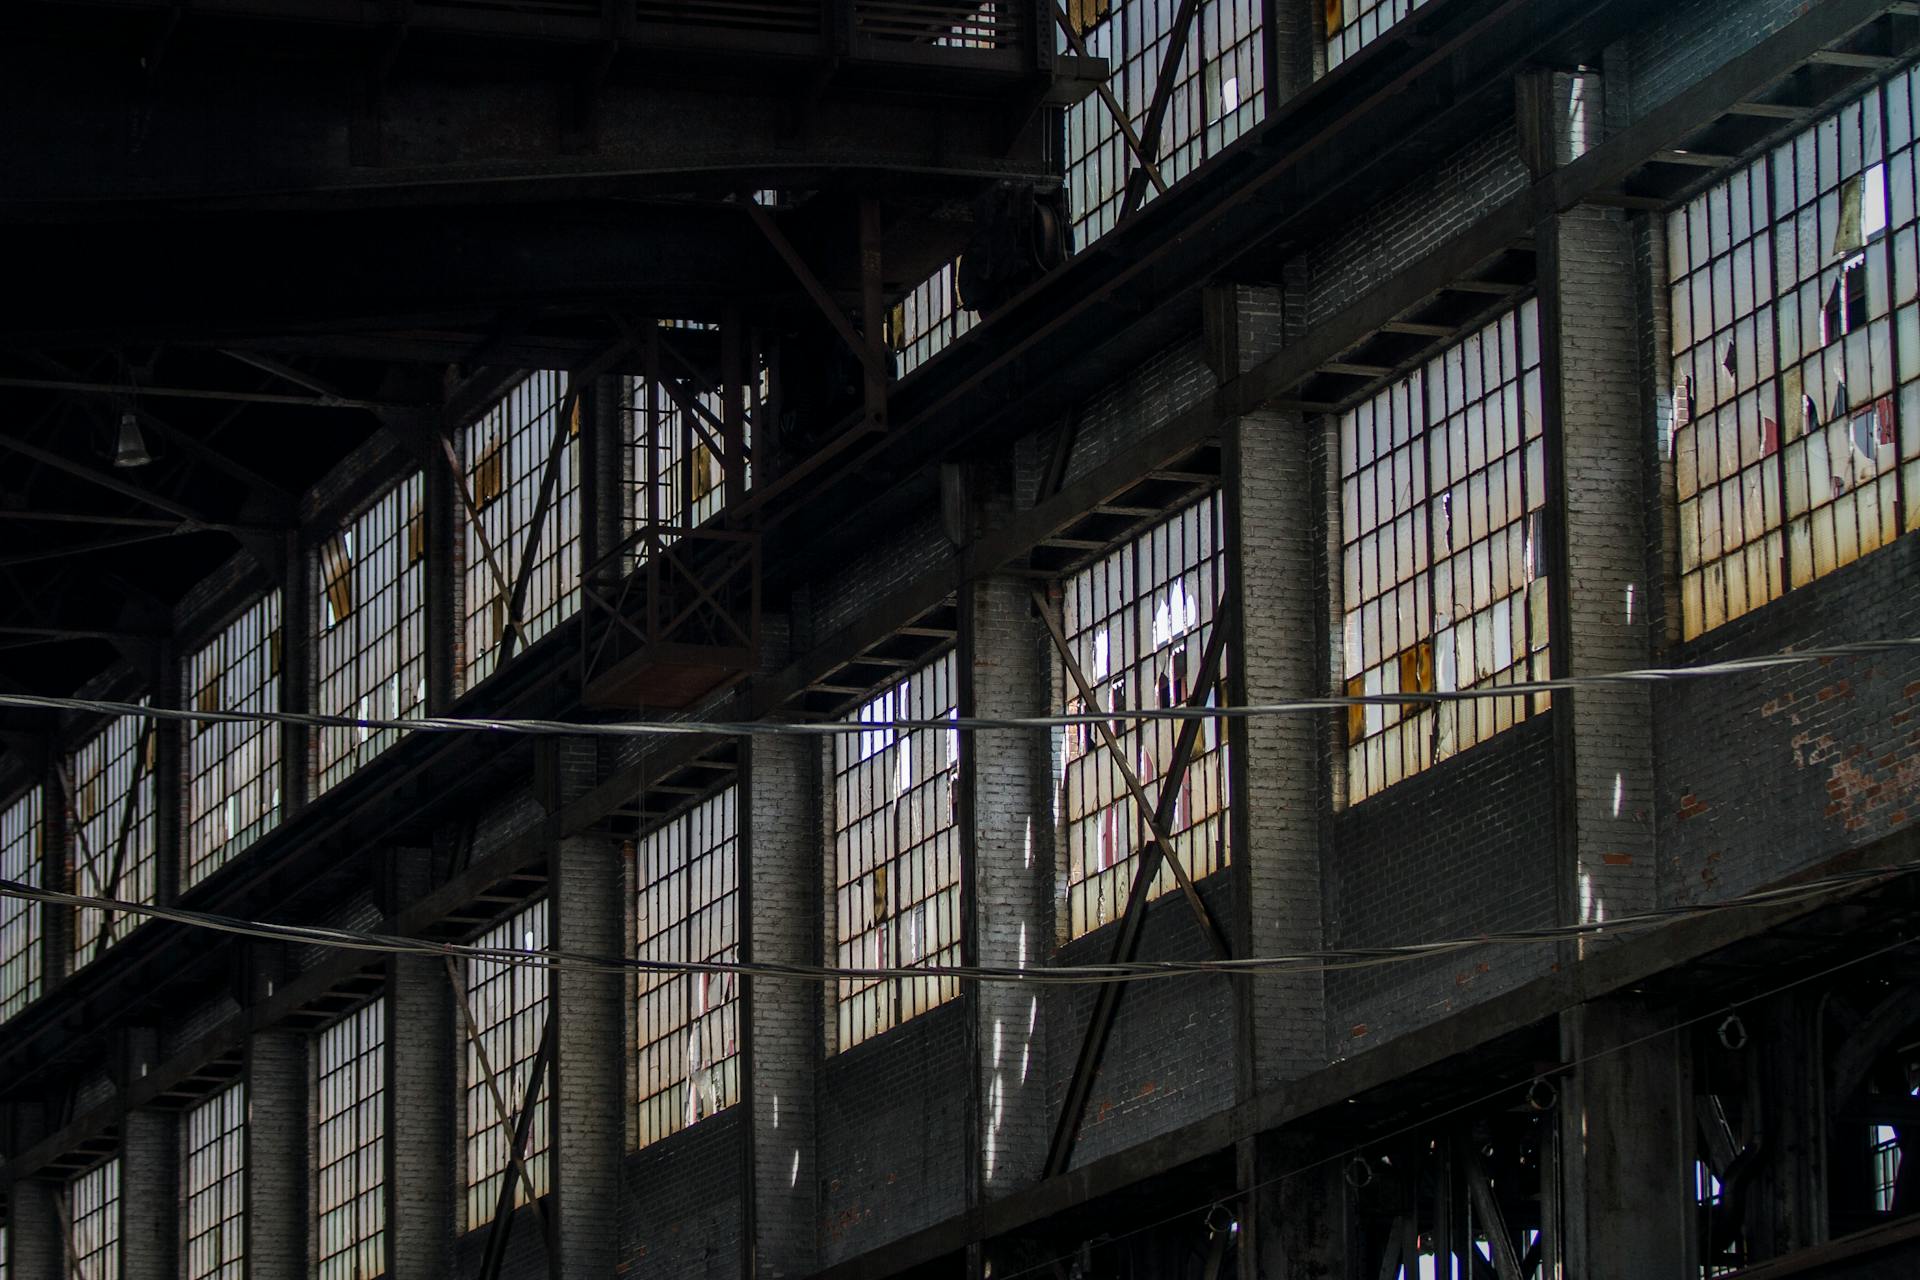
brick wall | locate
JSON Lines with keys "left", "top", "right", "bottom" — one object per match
{"left": 1654, "top": 536, "right": 1920, "bottom": 906}
{"left": 1624, "top": 0, "right": 1807, "bottom": 125}
{"left": 1048, "top": 875, "right": 1240, "bottom": 1168}
{"left": 622, "top": 1111, "right": 745, "bottom": 1280}
{"left": 1325, "top": 716, "right": 1561, "bottom": 1051}
{"left": 816, "top": 1002, "right": 969, "bottom": 1266}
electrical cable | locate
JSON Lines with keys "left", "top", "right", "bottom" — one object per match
{"left": 0, "top": 855, "right": 1912, "bottom": 987}
{"left": 0, "top": 637, "right": 1910, "bottom": 739}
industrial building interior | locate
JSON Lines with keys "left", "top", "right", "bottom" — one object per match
{"left": 2, "top": 0, "right": 1920, "bottom": 1276}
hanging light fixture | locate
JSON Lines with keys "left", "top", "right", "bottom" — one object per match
{"left": 112, "top": 409, "right": 152, "bottom": 468}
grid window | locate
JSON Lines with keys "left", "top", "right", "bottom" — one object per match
{"left": 830, "top": 655, "right": 961, "bottom": 1049}
{"left": 184, "top": 1083, "right": 245, "bottom": 1280}
{"left": 461, "top": 372, "right": 581, "bottom": 688}
{"left": 628, "top": 365, "right": 761, "bottom": 543}
{"left": 1873, "top": 1124, "right": 1903, "bottom": 1212}
{"left": 186, "top": 592, "right": 281, "bottom": 885}
{"left": 70, "top": 1158, "right": 120, "bottom": 1280}
{"left": 1325, "top": 0, "right": 1433, "bottom": 71}
{"left": 635, "top": 789, "right": 740, "bottom": 1148}
{"left": 0, "top": 788, "right": 42, "bottom": 1021}
{"left": 894, "top": 263, "right": 978, "bottom": 376}
{"left": 315, "top": 475, "right": 427, "bottom": 794}
{"left": 70, "top": 708, "right": 157, "bottom": 965}
{"left": 1062, "top": 0, "right": 1264, "bottom": 247}
{"left": 1338, "top": 302, "right": 1550, "bottom": 804}
{"left": 1667, "top": 75, "right": 1919, "bottom": 638}
{"left": 465, "top": 904, "right": 550, "bottom": 1229}
{"left": 1059, "top": 496, "right": 1230, "bottom": 938}
{"left": 317, "top": 999, "right": 385, "bottom": 1280}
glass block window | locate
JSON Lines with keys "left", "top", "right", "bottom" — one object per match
{"left": 70, "top": 707, "right": 156, "bottom": 965}
{"left": 1337, "top": 301, "right": 1550, "bottom": 804}
{"left": 461, "top": 371, "right": 581, "bottom": 688}
{"left": 628, "top": 364, "right": 762, "bottom": 542}
{"left": 186, "top": 592, "right": 281, "bottom": 886}
{"left": 1061, "top": 0, "right": 1264, "bottom": 247}
{"left": 315, "top": 474, "right": 427, "bottom": 795}
{"left": 465, "top": 904, "right": 550, "bottom": 1229}
{"left": 70, "top": 1158, "right": 120, "bottom": 1280}
{"left": 317, "top": 999, "right": 385, "bottom": 1280}
{"left": 635, "top": 788, "right": 740, "bottom": 1148}
{"left": 1325, "top": 0, "right": 1433, "bottom": 71}
{"left": 1059, "top": 496, "right": 1230, "bottom": 938}
{"left": 0, "top": 788, "right": 42, "bottom": 1021}
{"left": 184, "top": 1083, "right": 245, "bottom": 1280}
{"left": 1667, "top": 75, "right": 1919, "bottom": 638}
{"left": 830, "top": 654, "right": 961, "bottom": 1049}
{"left": 893, "top": 263, "right": 977, "bottom": 377}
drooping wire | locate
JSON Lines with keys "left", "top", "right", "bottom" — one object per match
{"left": 0, "top": 637, "right": 1909, "bottom": 740}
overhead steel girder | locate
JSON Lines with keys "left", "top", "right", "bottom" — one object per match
{"left": 0, "top": 13, "right": 1095, "bottom": 214}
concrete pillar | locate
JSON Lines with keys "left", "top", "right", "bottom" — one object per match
{"left": 387, "top": 851, "right": 455, "bottom": 1278}
{"left": 41, "top": 757, "right": 71, "bottom": 989}
{"left": 963, "top": 574, "right": 1054, "bottom": 1195}
{"left": 120, "top": 1105, "right": 177, "bottom": 1280}
{"left": 151, "top": 641, "right": 183, "bottom": 912}
{"left": 582, "top": 373, "right": 627, "bottom": 577}
{"left": 1226, "top": 406, "right": 1326, "bottom": 1094}
{"left": 247, "top": 1029, "right": 309, "bottom": 1279}
{"left": 549, "top": 737, "right": 624, "bottom": 1275}
{"left": 424, "top": 434, "right": 459, "bottom": 715}
{"left": 1537, "top": 71, "right": 1659, "bottom": 934}
{"left": 741, "top": 618, "right": 819, "bottom": 1278}
{"left": 1558, "top": 997, "right": 1691, "bottom": 1278}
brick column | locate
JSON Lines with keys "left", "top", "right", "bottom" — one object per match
{"left": 1225, "top": 408, "right": 1325, "bottom": 1095}
{"left": 121, "top": 1105, "right": 176, "bottom": 1280}
{"left": 742, "top": 618, "right": 819, "bottom": 1278}
{"left": 247, "top": 1025, "right": 309, "bottom": 1279}
{"left": 963, "top": 574, "right": 1054, "bottom": 1195}
{"left": 549, "top": 737, "right": 624, "bottom": 1275}
{"left": 1537, "top": 71, "right": 1659, "bottom": 932}
{"left": 387, "top": 851, "right": 455, "bottom": 1278}
{"left": 1557, "top": 997, "right": 1690, "bottom": 1276}
{"left": 5, "top": 1103, "right": 64, "bottom": 1275}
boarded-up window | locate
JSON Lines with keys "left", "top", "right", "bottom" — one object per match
{"left": 186, "top": 592, "right": 281, "bottom": 885}
{"left": 634, "top": 789, "right": 740, "bottom": 1148}
{"left": 1667, "top": 75, "right": 1917, "bottom": 639}
{"left": 1059, "top": 496, "right": 1229, "bottom": 938}
{"left": 831, "top": 655, "right": 961, "bottom": 1049}
{"left": 1338, "top": 302, "right": 1550, "bottom": 804}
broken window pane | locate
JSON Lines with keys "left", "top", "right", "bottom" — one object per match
{"left": 1060, "top": 495, "right": 1229, "bottom": 938}
{"left": 315, "top": 474, "right": 426, "bottom": 795}
{"left": 1338, "top": 302, "right": 1548, "bottom": 805}
{"left": 186, "top": 592, "right": 281, "bottom": 887}
{"left": 461, "top": 372, "right": 582, "bottom": 690}
{"left": 316, "top": 999, "right": 385, "bottom": 1280}
{"left": 635, "top": 789, "right": 740, "bottom": 1148}
{"left": 69, "top": 706, "right": 157, "bottom": 965}
{"left": 465, "top": 904, "right": 550, "bottom": 1228}
{"left": 832, "top": 654, "right": 961, "bottom": 1049}
{"left": 1666, "top": 74, "right": 1914, "bottom": 639}
{"left": 183, "top": 1083, "right": 245, "bottom": 1280}
{"left": 0, "top": 788, "right": 42, "bottom": 1022}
